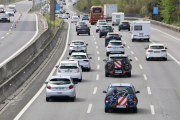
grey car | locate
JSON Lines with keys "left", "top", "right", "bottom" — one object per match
{"left": 45, "top": 76, "right": 78, "bottom": 102}
{"left": 77, "top": 24, "right": 90, "bottom": 36}
{"left": 99, "top": 25, "right": 114, "bottom": 38}
{"left": 0, "top": 13, "right": 10, "bottom": 22}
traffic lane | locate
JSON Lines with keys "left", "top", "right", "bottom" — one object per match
{"left": 14, "top": 1, "right": 33, "bottom": 13}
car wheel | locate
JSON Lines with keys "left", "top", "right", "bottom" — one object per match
{"left": 77, "top": 32, "right": 79, "bottom": 35}
{"left": 88, "top": 32, "right": 90, "bottom": 35}
{"left": 69, "top": 52, "right": 71, "bottom": 55}
{"left": 46, "top": 97, "right": 50, "bottom": 102}
{"left": 112, "top": 24, "right": 114, "bottom": 26}
{"left": 147, "top": 39, "right": 149, "bottom": 42}
{"left": 96, "top": 30, "right": 98, "bottom": 33}
{"left": 164, "top": 57, "right": 167, "bottom": 61}
{"left": 87, "top": 67, "right": 91, "bottom": 71}
{"left": 128, "top": 28, "right": 130, "bottom": 31}
{"left": 70, "top": 95, "right": 76, "bottom": 102}
{"left": 106, "top": 52, "right": 109, "bottom": 56}
{"left": 133, "top": 108, "right": 137, "bottom": 113}
{"left": 8, "top": 20, "right": 10, "bottom": 22}
{"left": 76, "top": 28, "right": 77, "bottom": 31}
{"left": 99, "top": 34, "right": 101, "bottom": 38}
{"left": 105, "top": 108, "right": 109, "bottom": 113}
{"left": 146, "top": 56, "right": 149, "bottom": 61}
{"left": 132, "top": 39, "right": 134, "bottom": 42}
{"left": 79, "top": 76, "right": 82, "bottom": 82}
{"left": 119, "top": 28, "right": 121, "bottom": 31}
{"left": 127, "top": 71, "right": 131, "bottom": 77}
{"left": 105, "top": 72, "right": 109, "bottom": 77}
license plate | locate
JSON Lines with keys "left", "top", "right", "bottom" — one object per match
{"left": 116, "top": 105, "right": 126, "bottom": 108}
{"left": 115, "top": 70, "right": 122, "bottom": 73}
{"left": 154, "top": 51, "right": 160, "bottom": 53}
{"left": 113, "top": 47, "right": 118, "bottom": 49}
{"left": 57, "top": 92, "right": 62, "bottom": 94}
{"left": 65, "top": 70, "right": 72, "bottom": 72}
{"left": 105, "top": 30, "right": 109, "bottom": 31}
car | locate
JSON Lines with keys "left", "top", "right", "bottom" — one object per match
{"left": 119, "top": 21, "right": 130, "bottom": 31}
{"left": 67, "top": 52, "right": 92, "bottom": 71}
{"left": 71, "top": 16, "right": 79, "bottom": 23}
{"left": 68, "top": 40, "right": 88, "bottom": 55}
{"left": 103, "top": 54, "right": 132, "bottom": 77}
{"left": 56, "top": 61, "right": 82, "bottom": 82}
{"left": 105, "top": 32, "right": 122, "bottom": 47}
{"left": 74, "top": 13, "right": 80, "bottom": 18}
{"left": 145, "top": 44, "right": 167, "bottom": 61}
{"left": 75, "top": 21, "right": 86, "bottom": 31}
{"left": 77, "top": 24, "right": 90, "bottom": 36}
{"left": 57, "top": 14, "right": 63, "bottom": 18}
{"left": 63, "top": 2, "right": 66, "bottom": 5}
{"left": 62, "top": 14, "right": 68, "bottom": 19}
{"left": 82, "top": 14, "right": 89, "bottom": 21}
{"left": 8, "top": 5, "right": 16, "bottom": 13}
{"left": 45, "top": 76, "right": 78, "bottom": 102}
{"left": 5, "top": 9, "right": 14, "bottom": 16}
{"left": 0, "top": 8, "right": 4, "bottom": 13}
{"left": 66, "top": 12, "right": 70, "bottom": 18}
{"left": 0, "top": 13, "right": 10, "bottom": 22}
{"left": 96, "top": 22, "right": 107, "bottom": 33}
{"left": 99, "top": 25, "right": 114, "bottom": 38}
{"left": 103, "top": 83, "right": 140, "bottom": 113}
{"left": 73, "top": 2, "right": 76, "bottom": 6}
{"left": 106, "top": 40, "right": 125, "bottom": 56}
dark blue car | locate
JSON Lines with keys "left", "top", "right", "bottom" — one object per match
{"left": 82, "top": 14, "right": 89, "bottom": 21}
{"left": 105, "top": 32, "right": 122, "bottom": 47}
{"left": 103, "top": 83, "right": 140, "bottom": 113}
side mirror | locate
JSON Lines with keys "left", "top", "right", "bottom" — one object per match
{"left": 89, "top": 57, "right": 92, "bottom": 59}
{"left": 102, "top": 90, "right": 107, "bottom": 93}
{"left": 165, "top": 47, "right": 167, "bottom": 49}
{"left": 86, "top": 44, "right": 88, "bottom": 46}
{"left": 129, "top": 59, "right": 132, "bottom": 61}
{"left": 55, "top": 65, "right": 59, "bottom": 68}
{"left": 136, "top": 91, "right": 140, "bottom": 93}
{"left": 45, "top": 82, "right": 48, "bottom": 84}
{"left": 103, "top": 59, "right": 107, "bottom": 62}
{"left": 74, "top": 81, "right": 78, "bottom": 84}
{"left": 66, "top": 57, "right": 69, "bottom": 59}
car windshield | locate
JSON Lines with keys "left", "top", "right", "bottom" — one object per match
{"left": 108, "top": 34, "right": 119, "bottom": 37}
{"left": 110, "top": 42, "right": 122, "bottom": 45}
{"left": 109, "top": 57, "right": 128, "bottom": 61}
{"left": 7, "top": 9, "right": 14, "bottom": 12}
{"left": 83, "top": 15, "right": 88, "bottom": 17}
{"left": 122, "top": 22, "right": 129, "bottom": 25}
{"left": 72, "top": 42, "right": 84, "bottom": 45}
{"left": 102, "top": 26, "right": 112, "bottom": 29}
{"left": 0, "top": 14, "right": 9, "bottom": 17}
{"left": 107, "top": 87, "right": 134, "bottom": 95}
{"left": 150, "top": 46, "right": 164, "bottom": 49}
{"left": 71, "top": 55, "right": 87, "bottom": 59}
{"left": 49, "top": 79, "right": 71, "bottom": 85}
{"left": 98, "top": 22, "right": 107, "bottom": 25}
{"left": 60, "top": 63, "right": 77, "bottom": 69}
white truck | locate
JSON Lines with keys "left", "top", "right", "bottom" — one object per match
{"left": 131, "top": 21, "right": 151, "bottom": 42}
{"left": 104, "top": 4, "right": 118, "bottom": 21}
{"left": 112, "top": 12, "right": 124, "bottom": 26}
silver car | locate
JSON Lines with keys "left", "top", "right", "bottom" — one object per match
{"left": 45, "top": 76, "right": 78, "bottom": 102}
{"left": 67, "top": 52, "right": 92, "bottom": 71}
{"left": 68, "top": 40, "right": 88, "bottom": 55}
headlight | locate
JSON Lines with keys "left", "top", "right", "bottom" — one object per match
{"left": 7, "top": 18, "right": 10, "bottom": 20}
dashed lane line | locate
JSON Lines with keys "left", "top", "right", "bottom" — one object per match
{"left": 96, "top": 74, "right": 99, "bottom": 80}
{"left": 143, "top": 74, "right": 147, "bottom": 80}
{"left": 95, "top": 42, "right": 97, "bottom": 44}
{"left": 135, "top": 57, "right": 138, "bottom": 61}
{"left": 87, "top": 104, "right": 92, "bottom": 113}
{"left": 98, "top": 57, "right": 100, "bottom": 61}
{"left": 93, "top": 87, "right": 97, "bottom": 94}
{"left": 94, "top": 38, "right": 95, "bottom": 40}
{"left": 131, "top": 51, "right": 134, "bottom": 54}
{"left": 96, "top": 46, "right": 98, "bottom": 49}
{"left": 97, "top": 51, "right": 99, "bottom": 54}
{"left": 127, "top": 46, "right": 130, "bottom": 49}
{"left": 150, "top": 105, "right": 155, "bottom": 115}
{"left": 97, "top": 64, "right": 100, "bottom": 69}
{"left": 147, "top": 87, "right": 151, "bottom": 94}
{"left": 139, "top": 64, "right": 143, "bottom": 69}
{"left": 1, "top": 37, "right": 4, "bottom": 39}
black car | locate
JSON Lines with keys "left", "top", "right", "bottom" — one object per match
{"left": 105, "top": 33, "right": 122, "bottom": 47}
{"left": 77, "top": 24, "right": 90, "bottom": 36}
{"left": 119, "top": 22, "right": 130, "bottom": 31}
{"left": 75, "top": 21, "right": 86, "bottom": 31}
{"left": 99, "top": 25, "right": 114, "bottom": 38}
{"left": 0, "top": 13, "right": 10, "bottom": 22}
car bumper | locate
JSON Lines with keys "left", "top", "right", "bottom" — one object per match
{"left": 107, "top": 50, "right": 124, "bottom": 54}
{"left": 119, "top": 26, "right": 130, "bottom": 29}
{"left": 56, "top": 73, "right": 81, "bottom": 79}
{"left": 146, "top": 53, "right": 167, "bottom": 59}
{"left": 46, "top": 89, "right": 75, "bottom": 98}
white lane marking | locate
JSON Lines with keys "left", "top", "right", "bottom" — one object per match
{"left": 96, "top": 74, "right": 99, "bottom": 80}
{"left": 95, "top": 42, "right": 97, "bottom": 44}
{"left": 94, "top": 38, "right": 95, "bottom": 40}
{"left": 93, "top": 36, "right": 94, "bottom": 37}
{"left": 1, "top": 37, "right": 4, "bottom": 39}
{"left": 151, "top": 27, "right": 180, "bottom": 42}
{"left": 97, "top": 64, "right": 100, "bottom": 69}
{"left": 7, "top": 33, "right": 9, "bottom": 35}
{"left": 143, "top": 74, "right": 147, "bottom": 80}
{"left": 127, "top": 46, "right": 130, "bottom": 49}
{"left": 97, "top": 51, "right": 99, "bottom": 54}
{"left": 98, "top": 57, "right": 100, "bottom": 61}
{"left": 92, "top": 33, "right": 93, "bottom": 35}
{"left": 124, "top": 41, "right": 126, "bottom": 44}
{"left": 93, "top": 87, "right": 97, "bottom": 94}
{"left": 10, "top": 27, "right": 12, "bottom": 29}
{"left": 96, "top": 46, "right": 98, "bottom": 49}
{"left": 14, "top": 22, "right": 70, "bottom": 120}
{"left": 0, "top": 14, "right": 39, "bottom": 67}
{"left": 147, "top": 87, "right": 151, "bottom": 94}
{"left": 131, "top": 51, "right": 134, "bottom": 54}
{"left": 87, "top": 104, "right": 92, "bottom": 113}
{"left": 139, "top": 64, "right": 143, "bottom": 69}
{"left": 135, "top": 57, "right": 138, "bottom": 61}
{"left": 150, "top": 105, "right": 155, "bottom": 115}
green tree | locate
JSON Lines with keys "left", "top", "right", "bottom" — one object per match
{"left": 91, "top": 0, "right": 101, "bottom": 6}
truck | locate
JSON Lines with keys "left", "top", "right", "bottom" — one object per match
{"left": 104, "top": 4, "right": 118, "bottom": 21}
{"left": 112, "top": 12, "right": 124, "bottom": 26}
{"left": 131, "top": 21, "right": 151, "bottom": 42}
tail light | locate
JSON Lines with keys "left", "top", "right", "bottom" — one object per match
{"left": 78, "top": 27, "right": 81, "bottom": 28}
{"left": 133, "top": 95, "right": 136, "bottom": 101}
{"left": 111, "top": 29, "right": 113, "bottom": 31}
{"left": 69, "top": 60, "right": 74, "bottom": 61}
{"left": 147, "top": 35, "right": 150, "bottom": 38}
{"left": 101, "top": 29, "right": 103, "bottom": 31}
{"left": 47, "top": 85, "right": 51, "bottom": 89}
{"left": 83, "top": 60, "right": 89, "bottom": 62}
{"left": 106, "top": 96, "right": 109, "bottom": 102}
{"left": 107, "top": 46, "right": 111, "bottom": 48}
{"left": 117, "top": 37, "right": 120, "bottom": 38}
{"left": 148, "top": 50, "right": 153, "bottom": 52}
{"left": 69, "top": 85, "right": 74, "bottom": 89}
{"left": 58, "top": 69, "right": 61, "bottom": 73}
{"left": 120, "top": 46, "right": 124, "bottom": 48}
{"left": 77, "top": 68, "right": 80, "bottom": 73}
{"left": 86, "top": 27, "right": 89, "bottom": 28}
{"left": 161, "top": 50, "right": 166, "bottom": 52}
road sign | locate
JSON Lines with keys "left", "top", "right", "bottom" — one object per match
{"left": 55, "top": 4, "right": 60, "bottom": 11}
{"left": 153, "top": 7, "right": 159, "bottom": 14}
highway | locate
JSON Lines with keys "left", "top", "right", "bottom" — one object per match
{"left": 0, "top": 1, "right": 38, "bottom": 65}
{"left": 1, "top": 1, "right": 180, "bottom": 120}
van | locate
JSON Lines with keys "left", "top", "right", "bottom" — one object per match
{"left": 112, "top": 12, "right": 124, "bottom": 26}
{"left": 131, "top": 21, "right": 151, "bottom": 42}
{"left": 8, "top": 5, "right": 16, "bottom": 13}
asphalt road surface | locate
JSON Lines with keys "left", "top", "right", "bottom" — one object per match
{"left": 1, "top": 1, "right": 180, "bottom": 120}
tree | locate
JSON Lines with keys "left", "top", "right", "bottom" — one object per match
{"left": 91, "top": 0, "right": 101, "bottom": 6}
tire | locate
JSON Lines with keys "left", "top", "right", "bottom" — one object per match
{"left": 8, "top": 20, "right": 10, "bottom": 22}
{"left": 146, "top": 56, "right": 149, "bottom": 61}
{"left": 99, "top": 34, "right": 101, "bottom": 38}
{"left": 87, "top": 68, "right": 91, "bottom": 71}
{"left": 69, "top": 52, "right": 71, "bottom": 55}
{"left": 128, "top": 28, "right": 130, "bottom": 31}
{"left": 105, "top": 72, "right": 109, "bottom": 77}
{"left": 164, "top": 57, "right": 167, "bottom": 61}
{"left": 147, "top": 39, "right": 149, "bottom": 42}
{"left": 112, "top": 24, "right": 114, "bottom": 26}
{"left": 46, "top": 97, "right": 50, "bottom": 102}
{"left": 133, "top": 108, "right": 137, "bottom": 113}
{"left": 127, "top": 71, "right": 131, "bottom": 77}
{"left": 106, "top": 52, "right": 109, "bottom": 56}
{"left": 96, "top": 30, "right": 98, "bottom": 33}
{"left": 70, "top": 95, "right": 76, "bottom": 102}
{"left": 119, "top": 28, "right": 121, "bottom": 31}
{"left": 105, "top": 108, "right": 109, "bottom": 113}
{"left": 132, "top": 39, "right": 134, "bottom": 42}
{"left": 88, "top": 32, "right": 90, "bottom": 35}
{"left": 77, "top": 32, "right": 79, "bottom": 35}
{"left": 76, "top": 28, "right": 77, "bottom": 31}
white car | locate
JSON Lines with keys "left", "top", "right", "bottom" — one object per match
{"left": 5, "top": 9, "right": 14, "bottom": 16}
{"left": 71, "top": 16, "right": 79, "bottom": 23}
{"left": 56, "top": 61, "right": 82, "bottom": 81}
{"left": 45, "top": 76, "right": 77, "bottom": 102}
{"left": 67, "top": 52, "right": 92, "bottom": 71}
{"left": 96, "top": 22, "right": 107, "bottom": 32}
{"left": 145, "top": 44, "right": 167, "bottom": 61}
{"left": 58, "top": 14, "right": 63, "bottom": 18}
{"left": 68, "top": 40, "right": 88, "bottom": 55}
{"left": 62, "top": 14, "right": 68, "bottom": 19}
{"left": 106, "top": 40, "right": 125, "bottom": 56}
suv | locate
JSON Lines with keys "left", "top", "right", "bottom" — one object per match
{"left": 77, "top": 24, "right": 90, "bottom": 36}
{"left": 75, "top": 21, "right": 86, "bottom": 31}
{"left": 105, "top": 32, "right": 122, "bottom": 47}
{"left": 103, "top": 54, "right": 132, "bottom": 77}
{"left": 103, "top": 83, "right": 140, "bottom": 113}
{"left": 119, "top": 22, "right": 130, "bottom": 31}
{"left": 82, "top": 14, "right": 89, "bottom": 21}
{"left": 99, "top": 25, "right": 114, "bottom": 38}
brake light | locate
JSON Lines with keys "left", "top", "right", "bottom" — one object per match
{"left": 78, "top": 27, "right": 81, "bottom": 28}
{"left": 106, "top": 96, "right": 109, "bottom": 102}
{"left": 111, "top": 29, "right": 113, "bottom": 31}
{"left": 120, "top": 46, "right": 124, "bottom": 48}
{"left": 117, "top": 37, "right": 120, "bottom": 38}
{"left": 47, "top": 85, "right": 51, "bottom": 89}
{"left": 86, "top": 27, "right": 89, "bottom": 28}
{"left": 147, "top": 35, "right": 150, "bottom": 38}
{"left": 107, "top": 46, "right": 111, "bottom": 48}
{"left": 106, "top": 37, "right": 109, "bottom": 38}
{"left": 83, "top": 60, "right": 89, "bottom": 62}
{"left": 58, "top": 69, "right": 61, "bottom": 73}
{"left": 69, "top": 85, "right": 74, "bottom": 89}
{"left": 69, "top": 60, "right": 74, "bottom": 61}
{"left": 161, "top": 50, "right": 166, "bottom": 52}
{"left": 77, "top": 68, "right": 80, "bottom": 73}
{"left": 148, "top": 50, "right": 153, "bottom": 52}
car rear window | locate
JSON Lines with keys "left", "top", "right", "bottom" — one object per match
{"left": 109, "top": 57, "right": 127, "bottom": 61}
{"left": 134, "top": 25, "right": 142, "bottom": 31}
{"left": 150, "top": 46, "right": 164, "bottom": 49}
{"left": 99, "top": 22, "right": 107, "bottom": 25}
{"left": 110, "top": 42, "right": 122, "bottom": 45}
{"left": 50, "top": 79, "right": 71, "bottom": 84}
{"left": 83, "top": 15, "right": 88, "bottom": 17}
{"left": 107, "top": 87, "right": 134, "bottom": 95}
{"left": 93, "top": 8, "right": 101, "bottom": 13}
{"left": 108, "top": 34, "right": 119, "bottom": 37}
{"left": 122, "top": 22, "right": 128, "bottom": 25}
{"left": 102, "top": 26, "right": 112, "bottom": 29}
{"left": 60, "top": 63, "right": 77, "bottom": 69}
{"left": 72, "top": 42, "right": 84, "bottom": 45}
{"left": 80, "top": 24, "right": 88, "bottom": 27}
{"left": 71, "top": 55, "right": 87, "bottom": 59}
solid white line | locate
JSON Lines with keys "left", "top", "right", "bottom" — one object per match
{"left": 139, "top": 64, "right": 143, "bottom": 69}
{"left": 98, "top": 57, "right": 100, "bottom": 61}
{"left": 135, "top": 57, "right": 138, "bottom": 61}
{"left": 95, "top": 42, "right": 97, "bottom": 44}
{"left": 93, "top": 87, "right": 97, "bottom": 94}
{"left": 150, "top": 105, "right": 155, "bottom": 115}
{"left": 127, "top": 46, "right": 130, "bottom": 49}
{"left": 131, "top": 51, "right": 134, "bottom": 54}
{"left": 96, "top": 46, "right": 98, "bottom": 49}
{"left": 147, "top": 87, "right": 151, "bottom": 95}
{"left": 97, "top": 64, "right": 100, "bottom": 69}
{"left": 14, "top": 22, "right": 71, "bottom": 120}
{"left": 96, "top": 74, "right": 99, "bottom": 80}
{"left": 143, "top": 74, "right": 147, "bottom": 80}
{"left": 97, "top": 51, "right": 99, "bottom": 54}
{"left": 87, "top": 104, "right": 92, "bottom": 113}
{"left": 1, "top": 37, "right": 4, "bottom": 39}
{"left": 0, "top": 14, "right": 39, "bottom": 67}
{"left": 94, "top": 38, "right": 95, "bottom": 40}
